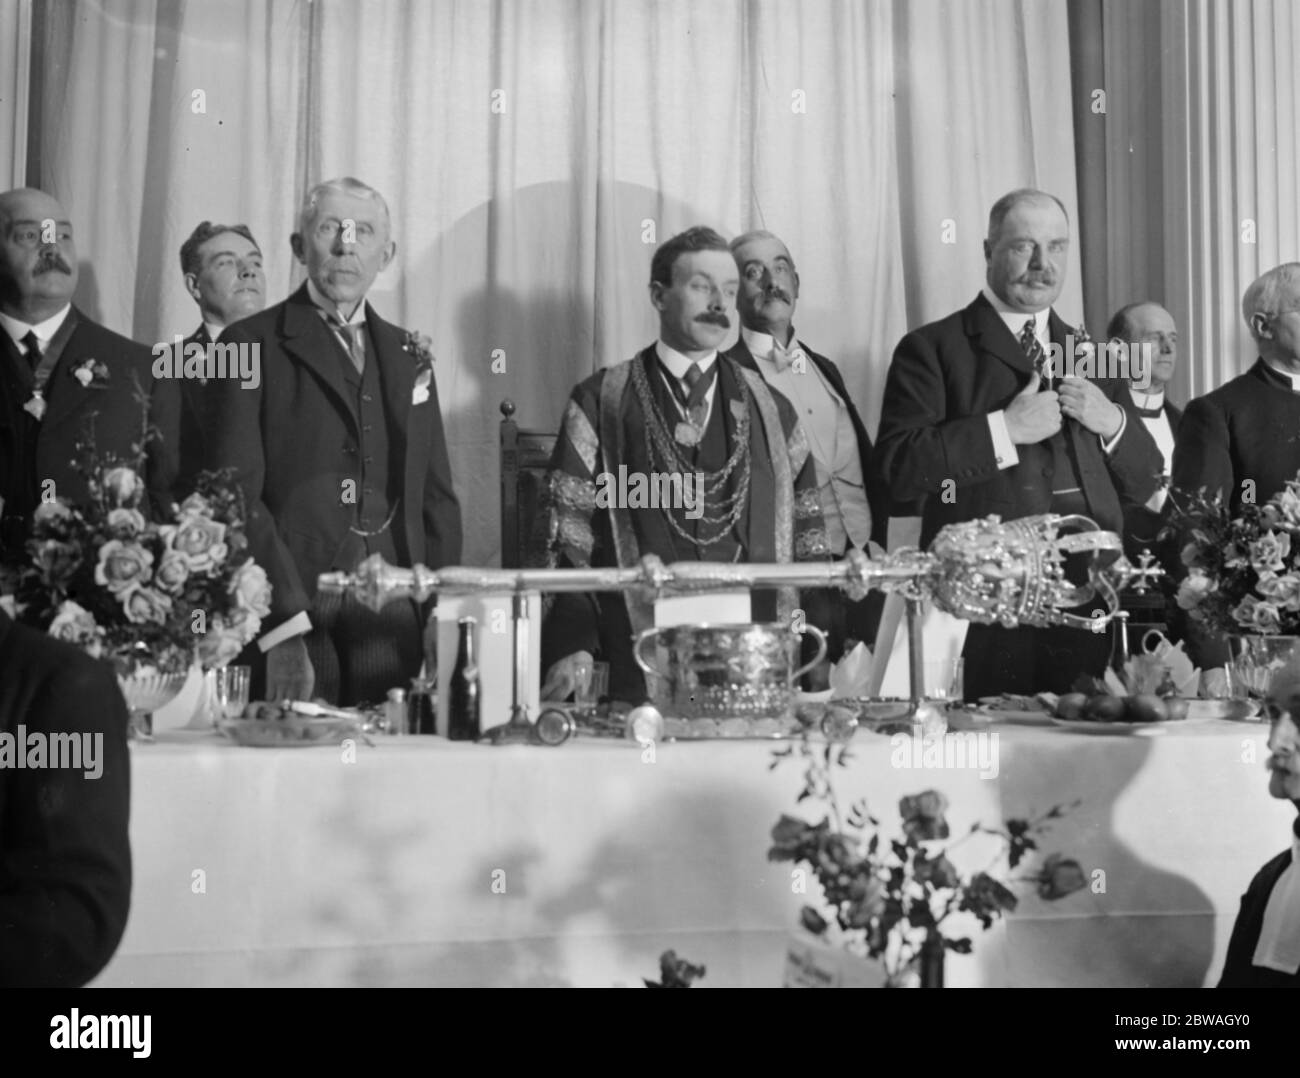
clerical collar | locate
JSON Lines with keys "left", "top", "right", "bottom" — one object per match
{"left": 1263, "top": 359, "right": 1300, "bottom": 391}
{"left": 655, "top": 339, "right": 717, "bottom": 380}
{"left": 981, "top": 284, "right": 1049, "bottom": 346}
{"left": 203, "top": 321, "right": 225, "bottom": 343}
{"left": 741, "top": 324, "right": 797, "bottom": 362}
{"left": 1129, "top": 387, "right": 1165, "bottom": 411}
{"left": 307, "top": 278, "right": 366, "bottom": 326}
{"left": 0, "top": 303, "right": 72, "bottom": 349}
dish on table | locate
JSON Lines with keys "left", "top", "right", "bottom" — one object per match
{"left": 1047, "top": 715, "right": 1170, "bottom": 736}
{"left": 974, "top": 694, "right": 1055, "bottom": 724}
{"left": 219, "top": 701, "right": 362, "bottom": 747}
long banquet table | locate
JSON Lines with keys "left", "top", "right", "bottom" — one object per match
{"left": 92, "top": 715, "right": 1295, "bottom": 988}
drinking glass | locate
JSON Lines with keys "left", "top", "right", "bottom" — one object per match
{"left": 211, "top": 665, "right": 252, "bottom": 725}
{"left": 923, "top": 657, "right": 964, "bottom": 703}
{"left": 574, "top": 660, "right": 609, "bottom": 713}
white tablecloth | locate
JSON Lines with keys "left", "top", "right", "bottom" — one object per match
{"left": 93, "top": 716, "right": 1295, "bottom": 987}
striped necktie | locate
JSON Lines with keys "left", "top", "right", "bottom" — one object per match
{"left": 330, "top": 317, "right": 365, "bottom": 375}
{"left": 1020, "top": 318, "right": 1049, "bottom": 389}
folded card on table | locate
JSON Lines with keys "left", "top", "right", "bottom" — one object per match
{"left": 653, "top": 590, "right": 751, "bottom": 627}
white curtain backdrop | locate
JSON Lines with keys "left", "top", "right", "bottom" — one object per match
{"left": 0, "top": 0, "right": 32, "bottom": 188}
{"left": 30, "top": 0, "right": 1085, "bottom": 566}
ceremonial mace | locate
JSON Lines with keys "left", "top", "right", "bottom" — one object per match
{"left": 318, "top": 514, "right": 1165, "bottom": 738}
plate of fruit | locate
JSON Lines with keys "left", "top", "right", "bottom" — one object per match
{"left": 218, "top": 700, "right": 364, "bottom": 747}
{"left": 973, "top": 694, "right": 1056, "bottom": 724}
{"left": 1043, "top": 677, "right": 1193, "bottom": 735}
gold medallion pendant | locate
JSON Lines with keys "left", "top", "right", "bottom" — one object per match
{"left": 23, "top": 391, "right": 46, "bottom": 420}
{"left": 674, "top": 421, "right": 700, "bottom": 447}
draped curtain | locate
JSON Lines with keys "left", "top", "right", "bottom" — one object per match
{"left": 1071, "top": 0, "right": 1300, "bottom": 404}
{"left": 25, "top": 0, "right": 1115, "bottom": 565}
{"left": 1, "top": 0, "right": 32, "bottom": 187}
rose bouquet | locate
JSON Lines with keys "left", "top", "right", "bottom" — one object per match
{"left": 1165, "top": 474, "right": 1300, "bottom": 636}
{"left": 0, "top": 465, "right": 269, "bottom": 677}
{"left": 769, "top": 736, "right": 1085, "bottom": 986}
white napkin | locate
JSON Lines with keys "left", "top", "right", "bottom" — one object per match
{"left": 828, "top": 642, "right": 874, "bottom": 699}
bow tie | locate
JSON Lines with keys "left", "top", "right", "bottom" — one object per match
{"left": 770, "top": 340, "right": 805, "bottom": 372}
{"left": 1133, "top": 403, "right": 1165, "bottom": 419}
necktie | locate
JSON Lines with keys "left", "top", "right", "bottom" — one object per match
{"left": 1131, "top": 401, "right": 1164, "bottom": 419}
{"left": 682, "top": 362, "right": 716, "bottom": 428}
{"left": 1020, "top": 318, "right": 1050, "bottom": 389}
{"left": 20, "top": 330, "right": 41, "bottom": 373}
{"left": 330, "top": 318, "right": 365, "bottom": 375}
{"left": 770, "top": 339, "right": 803, "bottom": 372}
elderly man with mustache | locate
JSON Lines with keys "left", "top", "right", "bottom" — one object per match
{"left": 724, "top": 229, "right": 894, "bottom": 675}
{"left": 537, "top": 226, "right": 827, "bottom": 705}
{"left": 875, "top": 188, "right": 1161, "bottom": 699}
{"left": 0, "top": 187, "right": 179, "bottom": 554}
{"left": 207, "top": 177, "right": 461, "bottom": 706}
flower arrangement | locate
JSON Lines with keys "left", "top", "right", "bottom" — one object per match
{"left": 1165, "top": 474, "right": 1300, "bottom": 636}
{"left": 769, "top": 736, "right": 1085, "bottom": 986}
{"left": 0, "top": 453, "right": 269, "bottom": 676}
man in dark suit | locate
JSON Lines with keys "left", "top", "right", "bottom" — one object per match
{"left": 0, "top": 187, "right": 179, "bottom": 554}
{"left": 724, "top": 229, "right": 891, "bottom": 667}
{"left": 875, "top": 189, "right": 1162, "bottom": 699}
{"left": 1219, "top": 678, "right": 1300, "bottom": 987}
{"left": 0, "top": 605, "right": 131, "bottom": 987}
{"left": 173, "top": 221, "right": 265, "bottom": 495}
{"left": 537, "top": 226, "right": 827, "bottom": 705}
{"left": 1171, "top": 263, "right": 1300, "bottom": 515}
{"left": 1108, "top": 301, "right": 1183, "bottom": 557}
{"left": 208, "top": 177, "right": 462, "bottom": 705}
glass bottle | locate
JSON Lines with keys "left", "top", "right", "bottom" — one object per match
{"left": 448, "top": 616, "right": 481, "bottom": 741}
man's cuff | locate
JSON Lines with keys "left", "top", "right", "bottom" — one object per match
{"left": 258, "top": 611, "right": 312, "bottom": 653}
{"left": 1100, "top": 405, "right": 1126, "bottom": 454}
{"left": 988, "top": 411, "right": 1019, "bottom": 470}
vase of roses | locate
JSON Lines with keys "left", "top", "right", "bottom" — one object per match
{"left": 1165, "top": 475, "right": 1300, "bottom": 700}
{"left": 0, "top": 450, "right": 269, "bottom": 738}
{"left": 769, "top": 735, "right": 1085, "bottom": 987}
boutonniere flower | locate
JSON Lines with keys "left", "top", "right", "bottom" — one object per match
{"left": 403, "top": 331, "right": 435, "bottom": 373}
{"left": 72, "top": 358, "right": 110, "bottom": 388}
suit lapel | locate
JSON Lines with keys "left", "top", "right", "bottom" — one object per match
{"left": 370, "top": 308, "right": 414, "bottom": 449}
{"left": 369, "top": 306, "right": 425, "bottom": 558}
{"left": 728, "top": 338, "right": 759, "bottom": 372}
{"left": 41, "top": 309, "right": 97, "bottom": 434}
{"left": 279, "top": 285, "right": 359, "bottom": 431}
{"left": 962, "top": 293, "right": 1035, "bottom": 380}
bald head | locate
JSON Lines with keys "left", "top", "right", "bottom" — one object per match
{"left": 0, "top": 187, "right": 79, "bottom": 321}
{"left": 983, "top": 189, "right": 1069, "bottom": 314}
{"left": 1107, "top": 301, "right": 1177, "bottom": 390}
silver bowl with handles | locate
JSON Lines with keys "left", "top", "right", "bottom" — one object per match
{"left": 633, "top": 621, "right": 827, "bottom": 721}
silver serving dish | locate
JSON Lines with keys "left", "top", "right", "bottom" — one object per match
{"left": 633, "top": 621, "right": 827, "bottom": 728}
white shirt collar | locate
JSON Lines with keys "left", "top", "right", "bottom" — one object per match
{"left": 0, "top": 303, "right": 72, "bottom": 349}
{"left": 655, "top": 339, "right": 717, "bottom": 380}
{"left": 981, "top": 284, "right": 1050, "bottom": 346}
{"left": 1265, "top": 360, "right": 1300, "bottom": 391}
{"left": 203, "top": 321, "right": 225, "bottom": 343}
{"left": 307, "top": 278, "right": 366, "bottom": 326}
{"left": 741, "top": 325, "right": 799, "bottom": 364}
{"left": 1129, "top": 387, "right": 1166, "bottom": 410}
{"left": 1252, "top": 821, "right": 1300, "bottom": 975}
